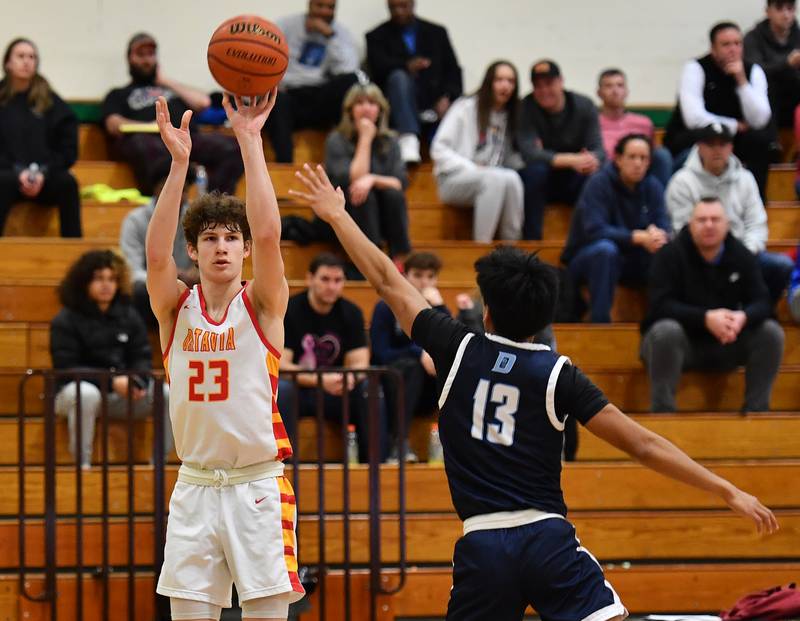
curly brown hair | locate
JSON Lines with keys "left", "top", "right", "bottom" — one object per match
{"left": 182, "top": 191, "right": 251, "bottom": 247}
{"left": 58, "top": 250, "right": 131, "bottom": 313}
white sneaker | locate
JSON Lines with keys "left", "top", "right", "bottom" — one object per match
{"left": 398, "top": 133, "right": 421, "bottom": 163}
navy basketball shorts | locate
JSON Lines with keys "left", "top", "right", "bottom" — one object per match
{"left": 446, "top": 517, "right": 627, "bottom": 621}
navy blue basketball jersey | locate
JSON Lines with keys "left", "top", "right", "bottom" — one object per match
{"left": 412, "top": 309, "right": 608, "bottom": 521}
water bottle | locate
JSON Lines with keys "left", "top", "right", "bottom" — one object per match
{"left": 26, "top": 162, "right": 40, "bottom": 183}
{"left": 428, "top": 422, "right": 444, "bottom": 465}
{"left": 195, "top": 165, "right": 208, "bottom": 196}
{"left": 345, "top": 424, "right": 359, "bottom": 465}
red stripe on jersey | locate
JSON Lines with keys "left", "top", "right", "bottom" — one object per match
{"left": 280, "top": 493, "right": 296, "bottom": 505}
{"left": 284, "top": 545, "right": 295, "bottom": 557}
{"left": 197, "top": 283, "right": 243, "bottom": 326}
{"left": 241, "top": 283, "right": 282, "bottom": 359}
{"left": 289, "top": 571, "right": 305, "bottom": 594}
{"left": 281, "top": 519, "right": 294, "bottom": 530}
{"left": 162, "top": 287, "right": 192, "bottom": 361}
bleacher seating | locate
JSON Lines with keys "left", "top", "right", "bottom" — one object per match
{"left": 1, "top": 124, "right": 799, "bottom": 620}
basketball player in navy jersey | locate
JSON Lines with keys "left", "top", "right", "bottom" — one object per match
{"left": 290, "top": 164, "right": 778, "bottom": 621}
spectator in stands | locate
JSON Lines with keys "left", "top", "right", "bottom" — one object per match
{"left": 277, "top": 253, "right": 388, "bottom": 462}
{"left": 517, "top": 60, "right": 605, "bottom": 240}
{"left": 663, "top": 22, "right": 774, "bottom": 199}
{"left": 789, "top": 251, "right": 800, "bottom": 321}
{"left": 51, "top": 250, "right": 172, "bottom": 468}
{"left": 561, "top": 134, "right": 670, "bottom": 323}
{"left": 744, "top": 0, "right": 800, "bottom": 129}
{"left": 0, "top": 38, "right": 81, "bottom": 237}
{"left": 265, "top": 0, "right": 360, "bottom": 163}
{"left": 324, "top": 82, "right": 411, "bottom": 261}
{"left": 596, "top": 68, "right": 673, "bottom": 187}
{"left": 371, "top": 252, "right": 448, "bottom": 462}
{"left": 119, "top": 179, "right": 198, "bottom": 327}
{"left": 666, "top": 123, "right": 793, "bottom": 302}
{"left": 430, "top": 60, "right": 524, "bottom": 242}
{"left": 641, "top": 197, "right": 784, "bottom": 413}
{"left": 101, "top": 33, "right": 242, "bottom": 195}
{"left": 365, "top": 0, "right": 463, "bottom": 163}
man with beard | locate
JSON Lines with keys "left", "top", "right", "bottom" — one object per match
{"left": 101, "top": 33, "right": 243, "bottom": 195}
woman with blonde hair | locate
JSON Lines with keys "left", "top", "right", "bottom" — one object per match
{"left": 0, "top": 37, "right": 81, "bottom": 236}
{"left": 323, "top": 81, "right": 411, "bottom": 260}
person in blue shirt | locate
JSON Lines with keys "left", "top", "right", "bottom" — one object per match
{"left": 371, "top": 252, "right": 448, "bottom": 461}
{"left": 291, "top": 163, "right": 777, "bottom": 621}
{"left": 561, "top": 133, "right": 671, "bottom": 322}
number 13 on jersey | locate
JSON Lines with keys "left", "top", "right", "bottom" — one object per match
{"left": 188, "top": 359, "right": 230, "bottom": 402}
{"left": 472, "top": 379, "right": 520, "bottom": 446}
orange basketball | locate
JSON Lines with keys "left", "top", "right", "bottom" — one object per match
{"left": 207, "top": 15, "right": 289, "bottom": 96}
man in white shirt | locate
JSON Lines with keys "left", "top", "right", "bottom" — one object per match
{"left": 663, "top": 21, "right": 775, "bottom": 199}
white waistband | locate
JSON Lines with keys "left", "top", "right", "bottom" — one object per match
{"left": 463, "top": 508, "right": 564, "bottom": 535}
{"left": 178, "top": 461, "right": 285, "bottom": 487}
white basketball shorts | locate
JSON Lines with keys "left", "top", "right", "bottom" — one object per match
{"left": 156, "top": 463, "right": 305, "bottom": 608}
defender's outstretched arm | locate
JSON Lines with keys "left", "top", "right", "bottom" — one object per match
{"left": 290, "top": 164, "right": 428, "bottom": 336}
{"left": 586, "top": 404, "right": 779, "bottom": 534}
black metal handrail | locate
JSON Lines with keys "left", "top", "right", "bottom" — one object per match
{"left": 16, "top": 366, "right": 408, "bottom": 621}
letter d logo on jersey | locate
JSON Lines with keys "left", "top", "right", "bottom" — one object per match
{"left": 492, "top": 352, "right": 517, "bottom": 374}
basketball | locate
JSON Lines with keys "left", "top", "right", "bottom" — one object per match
{"left": 207, "top": 15, "right": 289, "bottom": 96}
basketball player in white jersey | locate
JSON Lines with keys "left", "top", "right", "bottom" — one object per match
{"left": 145, "top": 89, "right": 303, "bottom": 621}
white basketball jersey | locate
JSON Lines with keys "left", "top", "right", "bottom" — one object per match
{"left": 163, "top": 283, "right": 292, "bottom": 469}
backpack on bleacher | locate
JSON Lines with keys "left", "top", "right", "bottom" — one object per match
{"left": 721, "top": 583, "right": 800, "bottom": 621}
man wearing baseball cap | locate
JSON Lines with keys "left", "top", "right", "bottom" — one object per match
{"left": 517, "top": 59, "right": 605, "bottom": 239}
{"left": 666, "top": 122, "right": 792, "bottom": 302}
{"left": 101, "top": 32, "right": 243, "bottom": 195}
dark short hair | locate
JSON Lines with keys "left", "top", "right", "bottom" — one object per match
{"left": 614, "top": 133, "right": 652, "bottom": 156}
{"left": 308, "top": 252, "right": 345, "bottom": 275}
{"left": 404, "top": 252, "right": 442, "bottom": 274}
{"left": 709, "top": 21, "right": 741, "bottom": 44}
{"left": 58, "top": 250, "right": 131, "bottom": 313}
{"left": 598, "top": 67, "right": 625, "bottom": 86}
{"left": 699, "top": 195, "right": 723, "bottom": 206}
{"left": 767, "top": 0, "right": 795, "bottom": 8}
{"left": 182, "top": 191, "right": 251, "bottom": 248}
{"left": 475, "top": 246, "right": 558, "bottom": 341}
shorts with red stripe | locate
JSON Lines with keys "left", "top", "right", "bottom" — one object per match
{"left": 157, "top": 474, "right": 305, "bottom": 608}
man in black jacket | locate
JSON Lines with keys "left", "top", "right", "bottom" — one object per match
{"left": 744, "top": 0, "right": 800, "bottom": 128}
{"left": 366, "top": 0, "right": 462, "bottom": 163}
{"left": 640, "top": 197, "right": 784, "bottom": 413}
{"left": 516, "top": 60, "right": 605, "bottom": 240}
{"left": 51, "top": 250, "right": 172, "bottom": 468}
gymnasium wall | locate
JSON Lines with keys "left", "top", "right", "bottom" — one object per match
{"left": 0, "top": 0, "right": 768, "bottom": 104}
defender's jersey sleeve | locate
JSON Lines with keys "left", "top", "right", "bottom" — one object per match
{"left": 411, "top": 308, "right": 471, "bottom": 392}
{"left": 554, "top": 364, "right": 609, "bottom": 425}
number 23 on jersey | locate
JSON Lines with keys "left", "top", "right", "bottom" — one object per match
{"left": 188, "top": 359, "right": 230, "bottom": 402}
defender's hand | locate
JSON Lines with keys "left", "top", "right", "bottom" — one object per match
{"left": 722, "top": 486, "right": 779, "bottom": 535}
{"left": 289, "top": 164, "right": 347, "bottom": 223}
{"left": 156, "top": 96, "right": 192, "bottom": 163}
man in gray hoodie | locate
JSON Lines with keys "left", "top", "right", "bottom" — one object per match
{"left": 666, "top": 123, "right": 793, "bottom": 302}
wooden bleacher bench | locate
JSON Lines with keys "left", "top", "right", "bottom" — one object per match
{"left": 5, "top": 194, "right": 800, "bottom": 242}
{"left": 4, "top": 509, "right": 798, "bottom": 568}
{"left": 2, "top": 461, "right": 798, "bottom": 517}
{"left": 4, "top": 562, "right": 799, "bottom": 618}
{"left": 3, "top": 317, "right": 800, "bottom": 372}
{"left": 3, "top": 412, "right": 800, "bottom": 467}
{"left": 0, "top": 238, "right": 796, "bottom": 283}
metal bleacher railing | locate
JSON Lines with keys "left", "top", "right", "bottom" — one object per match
{"left": 16, "top": 367, "right": 407, "bottom": 621}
